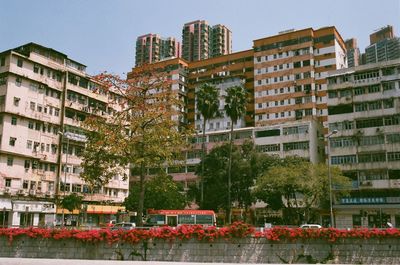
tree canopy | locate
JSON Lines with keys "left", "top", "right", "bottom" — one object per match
{"left": 253, "top": 156, "right": 350, "bottom": 225}
{"left": 80, "top": 65, "right": 192, "bottom": 225}
{"left": 124, "top": 172, "right": 187, "bottom": 212}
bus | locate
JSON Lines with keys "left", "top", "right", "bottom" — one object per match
{"left": 146, "top": 209, "right": 217, "bottom": 227}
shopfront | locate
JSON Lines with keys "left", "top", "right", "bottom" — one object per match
{"left": 0, "top": 198, "right": 12, "bottom": 227}
{"left": 11, "top": 200, "right": 56, "bottom": 227}
{"left": 334, "top": 197, "right": 400, "bottom": 229}
{"left": 83, "top": 205, "right": 126, "bottom": 227}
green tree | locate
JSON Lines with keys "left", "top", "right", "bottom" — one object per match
{"left": 189, "top": 141, "right": 278, "bottom": 222}
{"left": 254, "top": 156, "right": 350, "bottom": 225}
{"left": 124, "top": 172, "right": 186, "bottom": 213}
{"left": 61, "top": 193, "right": 83, "bottom": 212}
{"left": 80, "top": 65, "right": 191, "bottom": 226}
{"left": 224, "top": 85, "right": 247, "bottom": 223}
{"left": 195, "top": 83, "right": 220, "bottom": 208}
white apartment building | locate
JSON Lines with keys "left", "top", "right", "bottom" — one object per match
{"left": 0, "top": 43, "right": 129, "bottom": 227}
{"left": 327, "top": 59, "right": 400, "bottom": 228}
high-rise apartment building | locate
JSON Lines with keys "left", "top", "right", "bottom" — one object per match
{"left": 345, "top": 38, "right": 360, "bottom": 67}
{"left": 182, "top": 20, "right": 212, "bottom": 62}
{"left": 253, "top": 27, "right": 347, "bottom": 129}
{"left": 327, "top": 59, "right": 400, "bottom": 228}
{"left": 211, "top": 24, "right": 232, "bottom": 57}
{"left": 182, "top": 20, "right": 232, "bottom": 62}
{"left": 365, "top": 26, "right": 400, "bottom": 64}
{"left": 0, "top": 43, "right": 129, "bottom": 227}
{"left": 369, "top": 25, "right": 395, "bottom": 44}
{"left": 135, "top": 34, "right": 181, "bottom": 66}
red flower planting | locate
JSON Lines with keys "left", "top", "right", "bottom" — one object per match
{"left": 1, "top": 222, "right": 399, "bottom": 245}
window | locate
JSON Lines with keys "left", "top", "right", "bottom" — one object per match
{"left": 354, "top": 87, "right": 365, "bottom": 95}
{"left": 383, "top": 82, "right": 395, "bottom": 91}
{"left": 23, "top": 180, "right": 29, "bottom": 189}
{"left": 26, "top": 140, "right": 32, "bottom": 150}
{"left": 0, "top": 57, "right": 5, "bottom": 66}
{"left": 17, "top": 58, "right": 23, "bottom": 67}
{"left": 24, "top": 160, "right": 30, "bottom": 169}
{"left": 30, "top": 102, "right": 35, "bottom": 110}
{"left": 11, "top": 116, "right": 17, "bottom": 125}
{"left": 368, "top": 85, "right": 380, "bottom": 93}
{"left": 28, "top": 121, "right": 34, "bottom": 129}
{"left": 7, "top": 156, "right": 13, "bottom": 166}
{"left": 9, "top": 137, "right": 16, "bottom": 146}
{"left": 368, "top": 101, "right": 382, "bottom": 111}
{"left": 13, "top": 97, "right": 20, "bottom": 106}
{"left": 280, "top": 112, "right": 284, "bottom": 117}
{"left": 355, "top": 103, "right": 368, "bottom": 112}
{"left": 304, "top": 109, "right": 313, "bottom": 116}
{"left": 5, "top": 178, "right": 11, "bottom": 187}
{"left": 331, "top": 155, "right": 357, "bottom": 165}
{"left": 388, "top": 152, "right": 400, "bottom": 161}
{"left": 386, "top": 133, "right": 400, "bottom": 143}
{"left": 257, "top": 144, "right": 280, "bottom": 152}
{"left": 283, "top": 141, "right": 309, "bottom": 151}
{"left": 15, "top": 77, "right": 22, "bottom": 87}
{"left": 383, "top": 99, "right": 394, "bottom": 109}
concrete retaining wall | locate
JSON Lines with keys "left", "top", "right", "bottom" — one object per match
{"left": 1, "top": 236, "right": 399, "bottom": 264}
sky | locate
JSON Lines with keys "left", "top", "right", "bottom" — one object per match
{"left": 1, "top": 0, "right": 399, "bottom": 76}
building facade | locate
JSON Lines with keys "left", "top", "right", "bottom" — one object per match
{"left": 182, "top": 20, "right": 232, "bottom": 62}
{"left": 0, "top": 43, "right": 129, "bottom": 227}
{"left": 327, "top": 59, "right": 400, "bottom": 228}
{"left": 345, "top": 38, "right": 360, "bottom": 68}
{"left": 365, "top": 26, "right": 400, "bottom": 64}
{"left": 253, "top": 27, "right": 347, "bottom": 131}
{"left": 135, "top": 34, "right": 181, "bottom": 66}
{"left": 211, "top": 24, "right": 232, "bottom": 58}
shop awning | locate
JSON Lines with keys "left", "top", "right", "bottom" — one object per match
{"left": 86, "top": 205, "right": 125, "bottom": 214}
{"left": 56, "top": 208, "right": 80, "bottom": 214}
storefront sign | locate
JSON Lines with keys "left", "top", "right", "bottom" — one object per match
{"left": 340, "top": 197, "right": 386, "bottom": 204}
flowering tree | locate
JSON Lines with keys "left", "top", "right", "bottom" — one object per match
{"left": 80, "top": 65, "right": 191, "bottom": 226}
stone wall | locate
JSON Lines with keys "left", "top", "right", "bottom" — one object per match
{"left": 0, "top": 236, "right": 399, "bottom": 264}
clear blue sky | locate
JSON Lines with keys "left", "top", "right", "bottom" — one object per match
{"left": 1, "top": 0, "right": 399, "bottom": 76}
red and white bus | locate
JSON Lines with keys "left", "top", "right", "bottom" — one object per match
{"left": 146, "top": 209, "right": 216, "bottom": 227}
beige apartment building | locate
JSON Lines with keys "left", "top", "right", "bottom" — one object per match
{"left": 0, "top": 43, "right": 129, "bottom": 228}
{"left": 327, "top": 59, "right": 400, "bottom": 228}
{"left": 253, "top": 27, "right": 347, "bottom": 131}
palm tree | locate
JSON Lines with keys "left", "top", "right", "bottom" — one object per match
{"left": 196, "top": 83, "right": 220, "bottom": 208}
{"left": 224, "top": 85, "right": 247, "bottom": 223}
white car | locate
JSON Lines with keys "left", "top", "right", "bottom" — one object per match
{"left": 300, "top": 224, "right": 322, "bottom": 229}
{"left": 112, "top": 222, "right": 136, "bottom": 230}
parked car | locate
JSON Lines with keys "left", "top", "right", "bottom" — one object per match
{"left": 300, "top": 224, "right": 322, "bottom": 229}
{"left": 112, "top": 222, "right": 136, "bottom": 230}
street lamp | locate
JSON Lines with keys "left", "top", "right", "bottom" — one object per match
{"left": 327, "top": 129, "right": 338, "bottom": 228}
{"left": 58, "top": 131, "right": 70, "bottom": 228}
